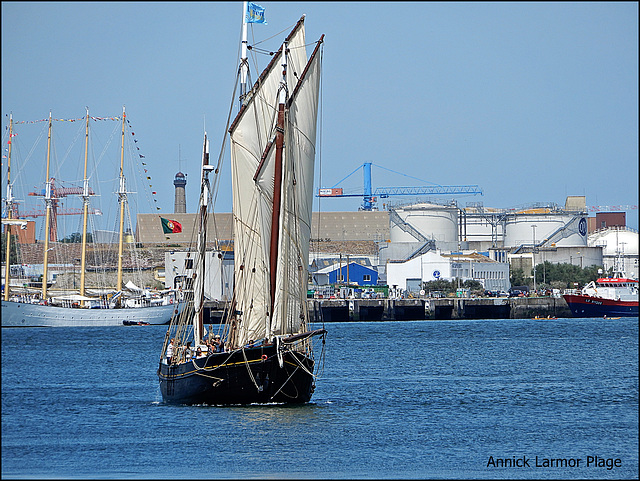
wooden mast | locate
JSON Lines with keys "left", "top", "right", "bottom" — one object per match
{"left": 3, "top": 114, "right": 14, "bottom": 302}
{"left": 194, "top": 133, "right": 210, "bottom": 344}
{"left": 268, "top": 41, "right": 288, "bottom": 324}
{"left": 115, "top": 106, "right": 126, "bottom": 305}
{"left": 79, "top": 107, "right": 90, "bottom": 300}
{"left": 41, "top": 112, "right": 53, "bottom": 300}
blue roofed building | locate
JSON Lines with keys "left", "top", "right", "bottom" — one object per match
{"left": 311, "top": 260, "right": 378, "bottom": 286}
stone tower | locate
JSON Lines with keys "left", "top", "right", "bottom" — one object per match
{"left": 173, "top": 172, "right": 187, "bottom": 213}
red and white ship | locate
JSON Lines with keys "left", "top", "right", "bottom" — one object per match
{"left": 563, "top": 271, "right": 638, "bottom": 318}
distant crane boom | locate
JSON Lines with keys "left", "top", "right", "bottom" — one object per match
{"left": 317, "top": 162, "right": 482, "bottom": 210}
{"left": 375, "top": 185, "right": 483, "bottom": 197}
{"left": 27, "top": 177, "right": 96, "bottom": 242}
{"left": 589, "top": 205, "right": 637, "bottom": 212}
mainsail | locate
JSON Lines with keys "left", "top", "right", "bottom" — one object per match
{"left": 228, "top": 16, "right": 322, "bottom": 348}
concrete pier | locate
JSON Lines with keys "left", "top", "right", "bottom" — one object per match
{"left": 201, "top": 297, "right": 573, "bottom": 323}
{"left": 306, "top": 296, "right": 572, "bottom": 321}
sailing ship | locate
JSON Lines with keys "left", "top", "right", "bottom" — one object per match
{"left": 157, "top": 10, "right": 326, "bottom": 405}
{"left": 2, "top": 109, "right": 178, "bottom": 327}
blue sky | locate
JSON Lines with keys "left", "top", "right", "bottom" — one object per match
{"left": 2, "top": 1, "right": 638, "bottom": 236}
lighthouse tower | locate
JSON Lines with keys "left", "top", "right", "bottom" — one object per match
{"left": 173, "top": 172, "right": 187, "bottom": 213}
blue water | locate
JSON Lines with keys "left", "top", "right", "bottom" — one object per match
{"left": 2, "top": 318, "right": 638, "bottom": 479}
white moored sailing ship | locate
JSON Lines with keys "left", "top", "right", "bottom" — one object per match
{"left": 2, "top": 109, "right": 178, "bottom": 327}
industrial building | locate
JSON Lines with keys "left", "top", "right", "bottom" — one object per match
{"left": 310, "top": 257, "right": 378, "bottom": 286}
{"left": 164, "top": 249, "right": 234, "bottom": 300}
{"left": 136, "top": 191, "right": 636, "bottom": 297}
{"left": 386, "top": 250, "right": 510, "bottom": 294}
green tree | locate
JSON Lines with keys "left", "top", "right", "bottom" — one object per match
{"left": 461, "top": 279, "right": 482, "bottom": 296}
{"left": 61, "top": 232, "right": 93, "bottom": 243}
{"left": 510, "top": 267, "right": 526, "bottom": 287}
{"left": 462, "top": 279, "right": 484, "bottom": 291}
{"left": 422, "top": 279, "right": 456, "bottom": 295}
{"left": 533, "top": 261, "right": 602, "bottom": 289}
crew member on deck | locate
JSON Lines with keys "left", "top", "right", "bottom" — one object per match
{"left": 166, "top": 338, "right": 174, "bottom": 364}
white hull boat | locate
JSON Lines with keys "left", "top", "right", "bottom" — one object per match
{"left": 2, "top": 299, "right": 176, "bottom": 327}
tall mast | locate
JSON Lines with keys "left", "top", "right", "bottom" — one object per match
{"left": 194, "top": 133, "right": 211, "bottom": 344}
{"left": 240, "top": 1, "right": 249, "bottom": 104}
{"left": 268, "top": 40, "right": 288, "bottom": 328}
{"left": 79, "top": 107, "right": 91, "bottom": 299}
{"left": 41, "top": 112, "right": 53, "bottom": 299}
{"left": 115, "top": 106, "right": 126, "bottom": 303}
{"left": 3, "top": 114, "right": 14, "bottom": 302}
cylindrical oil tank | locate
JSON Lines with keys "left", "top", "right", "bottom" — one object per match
{"left": 390, "top": 203, "right": 458, "bottom": 243}
{"left": 460, "top": 212, "right": 500, "bottom": 243}
{"left": 503, "top": 213, "right": 588, "bottom": 248}
{"left": 589, "top": 229, "right": 639, "bottom": 256}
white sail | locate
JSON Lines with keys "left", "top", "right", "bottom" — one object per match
{"left": 271, "top": 45, "right": 322, "bottom": 338}
{"left": 229, "top": 18, "right": 320, "bottom": 347}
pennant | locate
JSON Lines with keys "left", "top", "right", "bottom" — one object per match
{"left": 246, "top": 2, "right": 266, "bottom": 24}
{"left": 160, "top": 217, "right": 182, "bottom": 234}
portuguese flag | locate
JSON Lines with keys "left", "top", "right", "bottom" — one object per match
{"left": 160, "top": 217, "right": 182, "bottom": 234}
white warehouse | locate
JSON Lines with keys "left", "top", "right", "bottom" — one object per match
{"left": 386, "top": 250, "right": 510, "bottom": 294}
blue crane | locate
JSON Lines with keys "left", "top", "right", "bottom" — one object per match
{"left": 317, "top": 162, "right": 483, "bottom": 211}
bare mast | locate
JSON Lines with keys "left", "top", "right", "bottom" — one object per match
{"left": 115, "top": 106, "right": 126, "bottom": 305}
{"left": 79, "top": 108, "right": 91, "bottom": 299}
{"left": 3, "top": 114, "right": 14, "bottom": 302}
{"left": 240, "top": 1, "right": 249, "bottom": 104}
{"left": 194, "top": 133, "right": 212, "bottom": 344}
{"left": 41, "top": 112, "right": 53, "bottom": 299}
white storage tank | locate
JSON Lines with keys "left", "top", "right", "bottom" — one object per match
{"left": 503, "top": 213, "right": 588, "bottom": 248}
{"left": 390, "top": 203, "right": 458, "bottom": 243}
{"left": 460, "top": 213, "right": 501, "bottom": 243}
{"left": 589, "top": 228, "right": 639, "bottom": 256}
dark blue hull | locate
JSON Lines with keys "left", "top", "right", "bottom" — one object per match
{"left": 563, "top": 294, "right": 638, "bottom": 318}
{"left": 157, "top": 344, "right": 315, "bottom": 405}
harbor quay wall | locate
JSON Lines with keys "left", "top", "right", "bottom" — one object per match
{"left": 304, "top": 297, "right": 572, "bottom": 322}
{"left": 201, "top": 297, "right": 572, "bottom": 323}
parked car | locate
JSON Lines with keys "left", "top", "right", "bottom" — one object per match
{"left": 509, "top": 286, "right": 529, "bottom": 297}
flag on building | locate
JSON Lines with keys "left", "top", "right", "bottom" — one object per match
{"left": 160, "top": 217, "right": 182, "bottom": 234}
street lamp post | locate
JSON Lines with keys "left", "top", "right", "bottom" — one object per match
{"left": 457, "top": 242, "right": 461, "bottom": 292}
{"left": 531, "top": 225, "right": 537, "bottom": 293}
